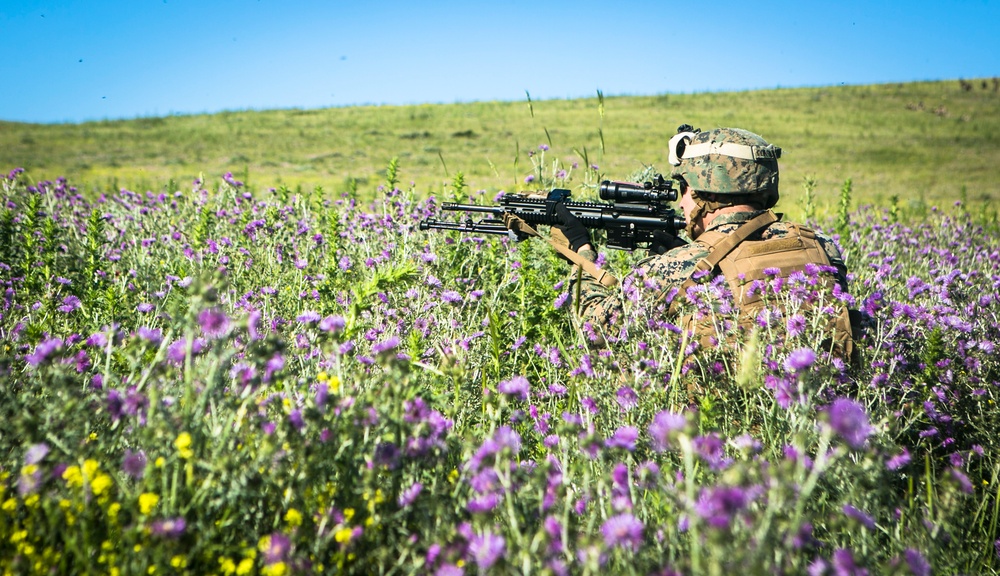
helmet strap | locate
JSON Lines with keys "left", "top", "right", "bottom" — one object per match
{"left": 686, "top": 191, "right": 728, "bottom": 238}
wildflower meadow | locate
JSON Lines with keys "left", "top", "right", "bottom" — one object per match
{"left": 1, "top": 157, "right": 999, "bottom": 575}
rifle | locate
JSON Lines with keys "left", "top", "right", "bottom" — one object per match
{"left": 419, "top": 175, "right": 686, "bottom": 251}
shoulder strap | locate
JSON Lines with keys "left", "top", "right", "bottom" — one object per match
{"left": 504, "top": 214, "right": 619, "bottom": 287}
{"left": 678, "top": 210, "right": 780, "bottom": 294}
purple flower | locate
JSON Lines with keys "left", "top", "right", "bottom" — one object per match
{"left": 136, "top": 302, "right": 155, "bottom": 313}
{"left": 831, "top": 548, "right": 867, "bottom": 576}
{"left": 842, "top": 504, "right": 875, "bottom": 530}
{"left": 398, "top": 482, "right": 423, "bottom": 508}
{"left": 695, "top": 486, "right": 750, "bottom": 529}
{"left": 786, "top": 314, "right": 806, "bottom": 337}
{"left": 150, "top": 517, "right": 187, "bottom": 539}
{"left": 524, "top": 174, "right": 535, "bottom": 184}
{"left": 24, "top": 443, "right": 50, "bottom": 465}
{"left": 198, "top": 308, "right": 229, "bottom": 338}
{"left": 467, "top": 493, "right": 500, "bottom": 513}
{"left": 648, "top": 410, "right": 687, "bottom": 452}
{"left": 554, "top": 291, "right": 569, "bottom": 309}
{"left": 122, "top": 449, "right": 147, "bottom": 478}
{"left": 263, "top": 532, "right": 290, "bottom": 564}
{"left": 247, "top": 310, "right": 263, "bottom": 340}
{"left": 828, "top": 398, "right": 872, "bottom": 449}
{"left": 904, "top": 549, "right": 931, "bottom": 576}
{"left": 86, "top": 332, "right": 109, "bottom": 348}
{"left": 615, "top": 386, "right": 638, "bottom": 410}
{"left": 223, "top": 171, "right": 244, "bottom": 188}
{"left": 167, "top": 338, "right": 206, "bottom": 364}
{"left": 441, "top": 290, "right": 463, "bottom": 304}
{"left": 137, "top": 327, "right": 162, "bottom": 345}
{"left": 319, "top": 315, "right": 346, "bottom": 333}
{"left": 949, "top": 468, "right": 974, "bottom": 493}
{"left": 58, "top": 295, "right": 81, "bottom": 313}
{"left": 498, "top": 376, "right": 530, "bottom": 401}
{"left": 297, "top": 310, "right": 321, "bottom": 324}
{"left": 373, "top": 337, "right": 400, "bottom": 355}
{"left": 264, "top": 353, "right": 284, "bottom": 382}
{"left": 469, "top": 532, "right": 506, "bottom": 570}
{"left": 601, "top": 513, "right": 644, "bottom": 551}
{"left": 288, "top": 409, "right": 305, "bottom": 431}
{"left": 17, "top": 465, "right": 42, "bottom": 497}
{"left": 605, "top": 426, "right": 639, "bottom": 451}
{"left": 885, "top": 449, "right": 911, "bottom": 471}
{"left": 693, "top": 433, "right": 729, "bottom": 470}
{"left": 784, "top": 347, "right": 816, "bottom": 373}
{"left": 25, "top": 338, "right": 63, "bottom": 366}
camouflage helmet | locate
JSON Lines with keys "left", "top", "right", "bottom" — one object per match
{"left": 668, "top": 127, "right": 781, "bottom": 195}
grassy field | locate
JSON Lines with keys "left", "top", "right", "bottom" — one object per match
{"left": 2, "top": 79, "right": 999, "bottom": 219}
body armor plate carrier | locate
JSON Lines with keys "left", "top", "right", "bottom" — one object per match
{"left": 673, "top": 210, "right": 854, "bottom": 359}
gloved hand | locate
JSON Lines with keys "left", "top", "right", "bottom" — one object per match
{"left": 552, "top": 203, "right": 591, "bottom": 251}
{"left": 648, "top": 231, "right": 687, "bottom": 256}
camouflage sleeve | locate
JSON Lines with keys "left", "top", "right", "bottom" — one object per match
{"left": 567, "top": 243, "right": 707, "bottom": 337}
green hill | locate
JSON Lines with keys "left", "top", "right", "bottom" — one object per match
{"left": 2, "top": 79, "right": 998, "bottom": 219}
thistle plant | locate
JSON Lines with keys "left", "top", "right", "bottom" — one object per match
{"left": 1, "top": 160, "right": 999, "bottom": 575}
{"left": 803, "top": 175, "right": 818, "bottom": 223}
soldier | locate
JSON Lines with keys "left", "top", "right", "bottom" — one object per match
{"left": 553, "top": 126, "right": 854, "bottom": 358}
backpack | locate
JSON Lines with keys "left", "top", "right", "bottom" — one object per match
{"left": 673, "top": 211, "right": 854, "bottom": 360}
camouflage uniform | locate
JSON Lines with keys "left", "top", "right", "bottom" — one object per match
{"left": 565, "top": 126, "right": 851, "bottom": 347}
{"left": 569, "top": 210, "right": 848, "bottom": 337}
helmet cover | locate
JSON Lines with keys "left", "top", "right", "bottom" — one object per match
{"left": 670, "top": 128, "right": 780, "bottom": 195}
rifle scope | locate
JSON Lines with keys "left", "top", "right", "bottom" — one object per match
{"left": 599, "top": 179, "right": 678, "bottom": 203}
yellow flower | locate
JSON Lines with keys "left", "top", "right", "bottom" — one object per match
{"left": 82, "top": 459, "right": 99, "bottom": 479}
{"left": 236, "top": 558, "right": 254, "bottom": 575}
{"left": 334, "top": 528, "right": 353, "bottom": 543}
{"left": 284, "top": 508, "right": 303, "bottom": 527}
{"left": 108, "top": 503, "right": 121, "bottom": 520}
{"left": 343, "top": 508, "right": 354, "bottom": 521}
{"left": 155, "top": 457, "right": 165, "bottom": 468}
{"left": 138, "top": 493, "right": 159, "bottom": 515}
{"left": 329, "top": 376, "right": 341, "bottom": 393}
{"left": 2, "top": 498, "right": 16, "bottom": 512}
{"left": 11, "top": 530, "right": 27, "bottom": 543}
{"left": 24, "top": 495, "right": 39, "bottom": 508}
{"left": 317, "top": 371, "right": 328, "bottom": 382}
{"left": 170, "top": 556, "right": 186, "bottom": 569}
{"left": 219, "top": 558, "right": 237, "bottom": 575}
{"left": 91, "top": 474, "right": 113, "bottom": 497}
{"left": 88, "top": 432, "right": 98, "bottom": 442}
{"left": 262, "top": 562, "right": 287, "bottom": 576}
{"left": 62, "top": 466, "right": 83, "bottom": 488}
{"left": 448, "top": 469, "right": 459, "bottom": 484}
{"left": 175, "top": 432, "right": 194, "bottom": 459}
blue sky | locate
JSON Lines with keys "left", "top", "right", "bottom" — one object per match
{"left": 1, "top": 0, "right": 998, "bottom": 124}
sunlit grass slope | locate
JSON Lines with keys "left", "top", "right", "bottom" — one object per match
{"left": 2, "top": 79, "right": 998, "bottom": 218}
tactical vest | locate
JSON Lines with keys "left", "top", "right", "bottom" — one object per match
{"left": 673, "top": 211, "right": 854, "bottom": 359}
